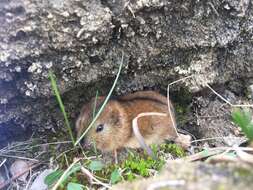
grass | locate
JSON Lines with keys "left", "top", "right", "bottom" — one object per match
{"left": 49, "top": 71, "right": 75, "bottom": 145}
{"left": 74, "top": 52, "right": 124, "bottom": 145}
{"left": 45, "top": 142, "right": 185, "bottom": 189}
{"left": 232, "top": 108, "right": 253, "bottom": 141}
{"left": 92, "top": 90, "right": 99, "bottom": 119}
{"left": 49, "top": 52, "right": 124, "bottom": 147}
{"left": 47, "top": 52, "right": 124, "bottom": 189}
{"left": 47, "top": 52, "right": 188, "bottom": 189}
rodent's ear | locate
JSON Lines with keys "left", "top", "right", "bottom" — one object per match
{"left": 75, "top": 103, "right": 92, "bottom": 137}
{"left": 75, "top": 114, "right": 84, "bottom": 137}
{"left": 110, "top": 109, "right": 120, "bottom": 126}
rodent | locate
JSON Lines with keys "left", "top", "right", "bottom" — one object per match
{"left": 76, "top": 91, "right": 190, "bottom": 152}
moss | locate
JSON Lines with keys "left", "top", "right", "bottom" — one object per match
{"left": 44, "top": 141, "right": 186, "bottom": 188}
{"left": 160, "top": 143, "right": 186, "bottom": 157}
{"left": 216, "top": 184, "right": 226, "bottom": 190}
{"left": 234, "top": 167, "right": 252, "bottom": 177}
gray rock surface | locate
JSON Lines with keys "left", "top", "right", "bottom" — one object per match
{"left": 0, "top": 0, "right": 253, "bottom": 146}
{"left": 112, "top": 161, "right": 253, "bottom": 190}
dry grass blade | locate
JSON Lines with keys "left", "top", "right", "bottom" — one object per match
{"left": 0, "top": 154, "right": 39, "bottom": 162}
{"left": 80, "top": 166, "right": 111, "bottom": 189}
{"left": 167, "top": 75, "right": 194, "bottom": 138}
{"left": 75, "top": 52, "right": 124, "bottom": 146}
{"left": 205, "top": 83, "right": 253, "bottom": 107}
{"left": 51, "top": 158, "right": 81, "bottom": 190}
{"left": 179, "top": 149, "right": 224, "bottom": 162}
{"left": 0, "top": 158, "right": 6, "bottom": 168}
{"left": 132, "top": 112, "right": 167, "bottom": 159}
{"left": 191, "top": 136, "right": 243, "bottom": 143}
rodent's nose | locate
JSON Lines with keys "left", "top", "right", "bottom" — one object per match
{"left": 80, "top": 138, "right": 92, "bottom": 149}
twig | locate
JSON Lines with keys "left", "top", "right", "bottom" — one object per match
{"left": 81, "top": 166, "right": 111, "bottom": 189}
{"left": 0, "top": 162, "right": 41, "bottom": 189}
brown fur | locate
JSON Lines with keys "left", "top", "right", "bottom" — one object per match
{"left": 75, "top": 91, "right": 178, "bottom": 152}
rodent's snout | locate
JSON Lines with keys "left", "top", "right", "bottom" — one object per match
{"left": 80, "top": 138, "right": 92, "bottom": 149}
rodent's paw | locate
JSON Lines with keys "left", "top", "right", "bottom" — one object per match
{"left": 174, "top": 134, "right": 191, "bottom": 149}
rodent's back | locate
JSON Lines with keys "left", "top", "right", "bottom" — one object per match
{"left": 121, "top": 97, "right": 177, "bottom": 147}
{"left": 118, "top": 91, "right": 168, "bottom": 105}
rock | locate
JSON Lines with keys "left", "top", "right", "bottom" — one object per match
{"left": 10, "top": 160, "right": 30, "bottom": 182}
{"left": 0, "top": 0, "right": 253, "bottom": 146}
{"left": 112, "top": 161, "right": 253, "bottom": 190}
{"left": 188, "top": 92, "right": 249, "bottom": 147}
{"left": 29, "top": 169, "right": 54, "bottom": 190}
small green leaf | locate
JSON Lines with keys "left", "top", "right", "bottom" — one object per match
{"left": 110, "top": 169, "right": 121, "bottom": 184}
{"left": 232, "top": 108, "right": 253, "bottom": 141}
{"left": 44, "top": 170, "right": 63, "bottom": 186}
{"left": 225, "top": 152, "right": 237, "bottom": 158}
{"left": 88, "top": 160, "right": 104, "bottom": 171}
{"left": 61, "top": 163, "right": 81, "bottom": 182}
{"left": 201, "top": 149, "right": 209, "bottom": 157}
{"left": 232, "top": 108, "right": 251, "bottom": 130}
{"left": 67, "top": 182, "right": 84, "bottom": 190}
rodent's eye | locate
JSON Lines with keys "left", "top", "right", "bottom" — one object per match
{"left": 96, "top": 124, "right": 104, "bottom": 133}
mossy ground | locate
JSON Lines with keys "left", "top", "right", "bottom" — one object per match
{"left": 44, "top": 139, "right": 186, "bottom": 189}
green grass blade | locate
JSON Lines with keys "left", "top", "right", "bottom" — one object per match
{"left": 74, "top": 52, "right": 124, "bottom": 146}
{"left": 232, "top": 108, "right": 253, "bottom": 141}
{"left": 246, "top": 123, "right": 253, "bottom": 140}
{"left": 232, "top": 108, "right": 251, "bottom": 128}
{"left": 49, "top": 72, "right": 75, "bottom": 145}
{"left": 232, "top": 109, "right": 248, "bottom": 133}
{"left": 51, "top": 161, "right": 81, "bottom": 190}
{"left": 92, "top": 90, "right": 99, "bottom": 119}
